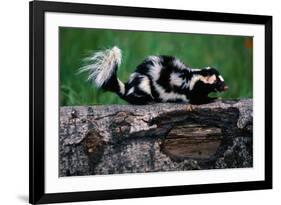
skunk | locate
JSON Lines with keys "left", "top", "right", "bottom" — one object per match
{"left": 80, "top": 46, "right": 228, "bottom": 105}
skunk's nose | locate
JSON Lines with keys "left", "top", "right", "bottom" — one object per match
{"left": 223, "top": 85, "right": 228, "bottom": 91}
{"left": 218, "top": 84, "right": 228, "bottom": 92}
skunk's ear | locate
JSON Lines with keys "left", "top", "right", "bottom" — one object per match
{"left": 200, "top": 74, "right": 217, "bottom": 84}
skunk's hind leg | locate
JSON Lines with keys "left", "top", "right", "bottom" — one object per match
{"left": 123, "top": 73, "right": 154, "bottom": 105}
{"left": 124, "top": 92, "right": 153, "bottom": 105}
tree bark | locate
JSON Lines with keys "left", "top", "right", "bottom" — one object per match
{"left": 59, "top": 99, "right": 253, "bottom": 177}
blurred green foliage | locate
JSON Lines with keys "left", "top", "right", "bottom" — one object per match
{"left": 60, "top": 27, "right": 253, "bottom": 106}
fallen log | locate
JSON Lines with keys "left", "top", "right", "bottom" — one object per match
{"left": 59, "top": 99, "right": 253, "bottom": 177}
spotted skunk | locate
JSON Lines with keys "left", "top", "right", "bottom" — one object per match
{"left": 80, "top": 46, "right": 228, "bottom": 105}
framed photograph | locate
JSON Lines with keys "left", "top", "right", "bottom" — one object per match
{"left": 29, "top": 0, "right": 272, "bottom": 204}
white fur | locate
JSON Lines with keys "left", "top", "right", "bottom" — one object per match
{"left": 189, "top": 74, "right": 219, "bottom": 90}
{"left": 201, "top": 74, "right": 217, "bottom": 84}
{"left": 118, "top": 79, "right": 125, "bottom": 95}
{"left": 172, "top": 59, "right": 186, "bottom": 69}
{"left": 170, "top": 72, "right": 183, "bottom": 87}
{"left": 126, "top": 87, "right": 135, "bottom": 95}
{"left": 139, "top": 75, "right": 152, "bottom": 96}
{"left": 148, "top": 56, "right": 162, "bottom": 81}
{"left": 127, "top": 75, "right": 152, "bottom": 97}
{"left": 146, "top": 56, "right": 161, "bottom": 64}
{"left": 218, "top": 75, "right": 224, "bottom": 82}
{"left": 191, "top": 68, "right": 201, "bottom": 72}
{"left": 189, "top": 75, "right": 202, "bottom": 91}
{"left": 208, "top": 75, "right": 217, "bottom": 84}
{"left": 128, "top": 73, "right": 139, "bottom": 83}
{"left": 80, "top": 46, "right": 122, "bottom": 87}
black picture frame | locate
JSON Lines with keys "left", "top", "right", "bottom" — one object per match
{"left": 29, "top": 0, "right": 272, "bottom": 204}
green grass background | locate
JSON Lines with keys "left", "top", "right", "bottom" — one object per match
{"left": 60, "top": 27, "right": 253, "bottom": 106}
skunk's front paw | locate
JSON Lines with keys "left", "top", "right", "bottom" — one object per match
{"left": 186, "top": 104, "right": 194, "bottom": 112}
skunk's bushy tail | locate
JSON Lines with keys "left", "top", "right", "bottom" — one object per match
{"left": 80, "top": 46, "right": 125, "bottom": 96}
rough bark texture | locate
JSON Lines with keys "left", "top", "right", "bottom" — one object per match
{"left": 59, "top": 99, "right": 253, "bottom": 177}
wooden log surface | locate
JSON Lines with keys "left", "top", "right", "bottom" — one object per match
{"left": 59, "top": 99, "right": 253, "bottom": 177}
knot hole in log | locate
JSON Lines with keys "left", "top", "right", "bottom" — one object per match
{"left": 161, "top": 124, "right": 223, "bottom": 161}
{"left": 155, "top": 107, "right": 240, "bottom": 162}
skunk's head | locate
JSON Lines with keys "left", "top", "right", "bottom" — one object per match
{"left": 190, "top": 67, "right": 228, "bottom": 102}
